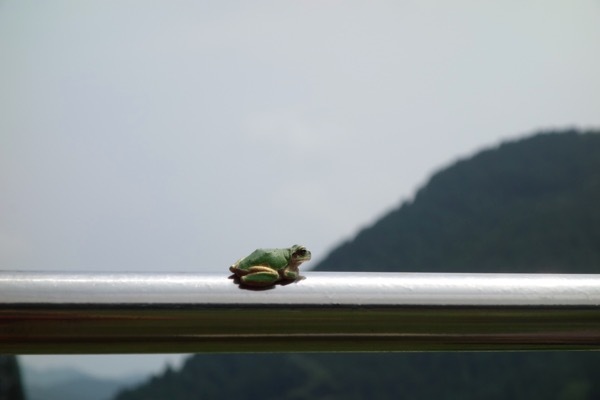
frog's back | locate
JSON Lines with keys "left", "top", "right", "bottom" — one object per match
{"left": 239, "top": 248, "right": 289, "bottom": 269}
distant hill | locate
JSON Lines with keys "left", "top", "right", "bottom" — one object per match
{"left": 22, "top": 366, "right": 144, "bottom": 400}
{"left": 115, "top": 353, "right": 600, "bottom": 400}
{"left": 0, "top": 356, "right": 25, "bottom": 400}
{"left": 315, "top": 129, "right": 600, "bottom": 273}
{"left": 114, "top": 129, "right": 600, "bottom": 400}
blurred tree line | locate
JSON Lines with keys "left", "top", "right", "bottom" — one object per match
{"left": 0, "top": 356, "right": 25, "bottom": 400}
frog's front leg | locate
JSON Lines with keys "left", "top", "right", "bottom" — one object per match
{"left": 240, "top": 266, "right": 281, "bottom": 287}
{"left": 281, "top": 267, "right": 300, "bottom": 281}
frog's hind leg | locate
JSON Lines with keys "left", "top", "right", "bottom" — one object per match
{"left": 240, "top": 266, "right": 280, "bottom": 287}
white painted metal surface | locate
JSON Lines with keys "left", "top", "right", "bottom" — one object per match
{"left": 1, "top": 271, "right": 599, "bottom": 353}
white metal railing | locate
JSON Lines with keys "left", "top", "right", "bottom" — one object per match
{"left": 1, "top": 271, "right": 600, "bottom": 353}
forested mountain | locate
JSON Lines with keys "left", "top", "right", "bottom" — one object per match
{"left": 316, "top": 129, "right": 600, "bottom": 273}
{"left": 115, "top": 129, "right": 600, "bottom": 400}
{"left": 116, "top": 353, "right": 600, "bottom": 400}
{"left": 0, "top": 356, "right": 25, "bottom": 400}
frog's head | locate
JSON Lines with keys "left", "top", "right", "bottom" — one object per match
{"left": 290, "top": 245, "right": 311, "bottom": 267}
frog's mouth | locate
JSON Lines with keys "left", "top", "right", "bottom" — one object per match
{"left": 290, "top": 255, "right": 311, "bottom": 270}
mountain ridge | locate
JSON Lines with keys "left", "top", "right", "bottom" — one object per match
{"left": 22, "top": 366, "right": 144, "bottom": 400}
{"left": 314, "top": 129, "right": 600, "bottom": 273}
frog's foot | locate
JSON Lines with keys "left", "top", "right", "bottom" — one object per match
{"left": 282, "top": 267, "right": 300, "bottom": 281}
{"left": 240, "top": 266, "right": 280, "bottom": 287}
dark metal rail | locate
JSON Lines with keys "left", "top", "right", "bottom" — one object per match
{"left": 1, "top": 271, "right": 600, "bottom": 353}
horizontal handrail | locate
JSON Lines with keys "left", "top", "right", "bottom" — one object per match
{"left": 1, "top": 271, "right": 600, "bottom": 353}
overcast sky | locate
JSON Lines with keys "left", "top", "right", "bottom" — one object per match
{"left": 2, "top": 0, "right": 600, "bottom": 379}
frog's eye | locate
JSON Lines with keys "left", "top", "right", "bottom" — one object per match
{"left": 295, "top": 249, "right": 307, "bottom": 256}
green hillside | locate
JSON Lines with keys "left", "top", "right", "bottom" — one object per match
{"left": 315, "top": 129, "right": 600, "bottom": 273}
{"left": 116, "top": 353, "right": 600, "bottom": 400}
{"left": 115, "top": 129, "right": 600, "bottom": 400}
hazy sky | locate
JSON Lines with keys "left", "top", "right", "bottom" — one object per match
{"left": 2, "top": 0, "right": 600, "bottom": 378}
